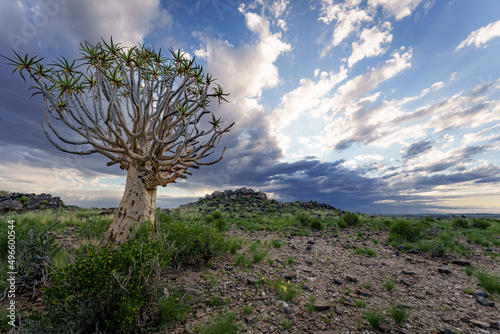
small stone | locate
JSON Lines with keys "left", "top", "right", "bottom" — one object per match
{"left": 345, "top": 275, "right": 357, "bottom": 283}
{"left": 476, "top": 296, "right": 495, "bottom": 307}
{"left": 333, "top": 278, "right": 343, "bottom": 285}
{"left": 470, "top": 319, "right": 490, "bottom": 329}
{"left": 247, "top": 276, "right": 260, "bottom": 285}
{"left": 486, "top": 319, "right": 500, "bottom": 329}
{"left": 302, "top": 284, "right": 313, "bottom": 292}
{"left": 402, "top": 270, "right": 416, "bottom": 275}
{"left": 409, "top": 249, "right": 423, "bottom": 254}
{"left": 284, "top": 306, "right": 292, "bottom": 314}
{"left": 313, "top": 302, "right": 331, "bottom": 312}
{"left": 184, "top": 288, "right": 203, "bottom": 296}
{"left": 305, "top": 260, "right": 313, "bottom": 265}
{"left": 307, "top": 240, "right": 316, "bottom": 244}
{"left": 195, "top": 311, "right": 204, "bottom": 319}
{"left": 443, "top": 329, "right": 457, "bottom": 334}
{"left": 474, "top": 290, "right": 488, "bottom": 299}
{"left": 284, "top": 272, "right": 297, "bottom": 281}
{"left": 290, "top": 245, "right": 297, "bottom": 250}
{"left": 343, "top": 244, "right": 352, "bottom": 249}
{"left": 397, "top": 245, "right": 406, "bottom": 250}
{"left": 306, "top": 245, "right": 312, "bottom": 251}
{"left": 356, "top": 290, "right": 372, "bottom": 298}
{"left": 335, "top": 306, "right": 343, "bottom": 315}
{"left": 245, "top": 317, "right": 256, "bottom": 325}
{"left": 451, "top": 260, "right": 471, "bottom": 267}
{"left": 378, "top": 323, "right": 392, "bottom": 332}
{"left": 394, "top": 250, "right": 400, "bottom": 257}
{"left": 438, "top": 268, "right": 452, "bottom": 274}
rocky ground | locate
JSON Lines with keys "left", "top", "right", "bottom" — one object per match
{"left": 4, "top": 188, "right": 499, "bottom": 334}
{"left": 161, "top": 227, "right": 499, "bottom": 334}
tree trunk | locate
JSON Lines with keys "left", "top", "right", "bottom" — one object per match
{"left": 102, "top": 163, "right": 157, "bottom": 244}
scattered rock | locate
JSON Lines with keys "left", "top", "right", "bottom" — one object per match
{"left": 345, "top": 275, "right": 357, "bottom": 283}
{"left": 247, "top": 276, "right": 260, "bottom": 285}
{"left": 356, "top": 290, "right": 372, "bottom": 298}
{"left": 451, "top": 260, "right": 471, "bottom": 267}
{"left": 470, "top": 319, "right": 490, "bottom": 329}
{"left": 438, "top": 268, "right": 452, "bottom": 275}
{"left": 0, "top": 192, "right": 64, "bottom": 214}
{"left": 402, "top": 271, "right": 416, "bottom": 275}
{"left": 284, "top": 273, "right": 297, "bottom": 281}
{"left": 313, "top": 301, "right": 331, "bottom": 312}
{"left": 378, "top": 323, "right": 392, "bottom": 332}
{"left": 333, "top": 278, "right": 343, "bottom": 285}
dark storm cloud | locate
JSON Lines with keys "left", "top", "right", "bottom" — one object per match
{"left": 402, "top": 140, "right": 433, "bottom": 160}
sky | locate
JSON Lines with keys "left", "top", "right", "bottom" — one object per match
{"left": 0, "top": 0, "right": 500, "bottom": 214}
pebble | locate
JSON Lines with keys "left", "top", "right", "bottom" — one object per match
{"left": 438, "top": 268, "right": 452, "bottom": 274}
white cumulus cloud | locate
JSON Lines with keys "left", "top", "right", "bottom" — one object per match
{"left": 456, "top": 20, "right": 500, "bottom": 51}
{"left": 348, "top": 22, "right": 393, "bottom": 67}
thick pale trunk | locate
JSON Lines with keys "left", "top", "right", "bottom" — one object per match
{"left": 102, "top": 163, "right": 157, "bottom": 244}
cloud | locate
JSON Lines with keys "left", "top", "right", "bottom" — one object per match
{"left": 2, "top": 0, "right": 169, "bottom": 54}
{"left": 268, "top": 67, "right": 348, "bottom": 153}
{"left": 194, "top": 9, "right": 291, "bottom": 101}
{"left": 318, "top": 0, "right": 373, "bottom": 57}
{"left": 348, "top": 22, "right": 393, "bottom": 67}
{"left": 456, "top": 20, "right": 500, "bottom": 51}
{"left": 367, "top": 0, "right": 425, "bottom": 20}
{"left": 402, "top": 139, "right": 433, "bottom": 160}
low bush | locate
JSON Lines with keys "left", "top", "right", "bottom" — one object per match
{"left": 156, "top": 212, "right": 227, "bottom": 267}
{"left": 472, "top": 218, "right": 491, "bottom": 230}
{"left": 342, "top": 212, "right": 359, "bottom": 226}
{"left": 28, "top": 221, "right": 172, "bottom": 333}
{"left": 452, "top": 217, "right": 469, "bottom": 229}
{"left": 310, "top": 218, "right": 324, "bottom": 230}
{"left": 388, "top": 219, "right": 425, "bottom": 243}
{"left": 296, "top": 212, "right": 312, "bottom": 227}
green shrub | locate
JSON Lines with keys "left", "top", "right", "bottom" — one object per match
{"left": 212, "top": 211, "right": 223, "bottom": 219}
{"left": 310, "top": 218, "right": 324, "bottom": 230}
{"left": 452, "top": 217, "right": 469, "bottom": 229}
{"left": 424, "top": 216, "right": 436, "bottom": 223}
{"left": 19, "top": 196, "right": 31, "bottom": 206}
{"left": 342, "top": 212, "right": 359, "bottom": 226}
{"left": 389, "top": 219, "right": 424, "bottom": 243}
{"left": 36, "top": 221, "right": 172, "bottom": 333}
{"left": 156, "top": 212, "right": 226, "bottom": 267}
{"left": 472, "top": 218, "right": 491, "bottom": 230}
{"left": 296, "top": 212, "right": 312, "bottom": 227}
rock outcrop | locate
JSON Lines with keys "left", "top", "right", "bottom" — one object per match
{"left": 0, "top": 192, "right": 64, "bottom": 214}
{"left": 179, "top": 187, "right": 337, "bottom": 213}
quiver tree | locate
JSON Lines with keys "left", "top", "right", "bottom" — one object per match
{"left": 3, "top": 38, "right": 234, "bottom": 243}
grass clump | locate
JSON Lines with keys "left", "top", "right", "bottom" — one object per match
{"left": 158, "top": 289, "right": 193, "bottom": 328}
{"left": 271, "top": 239, "right": 283, "bottom": 248}
{"left": 364, "top": 310, "right": 386, "bottom": 330}
{"left": 383, "top": 278, "right": 395, "bottom": 291}
{"left": 389, "top": 306, "right": 408, "bottom": 323}
{"left": 473, "top": 269, "right": 500, "bottom": 294}
{"left": 199, "top": 313, "right": 240, "bottom": 334}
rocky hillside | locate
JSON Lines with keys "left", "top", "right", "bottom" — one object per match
{"left": 0, "top": 192, "right": 64, "bottom": 214}
{"left": 179, "top": 187, "right": 339, "bottom": 214}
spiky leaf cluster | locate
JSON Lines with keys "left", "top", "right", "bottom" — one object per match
{"left": 2, "top": 38, "right": 234, "bottom": 187}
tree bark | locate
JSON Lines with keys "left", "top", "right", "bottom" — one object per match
{"left": 102, "top": 162, "right": 157, "bottom": 244}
